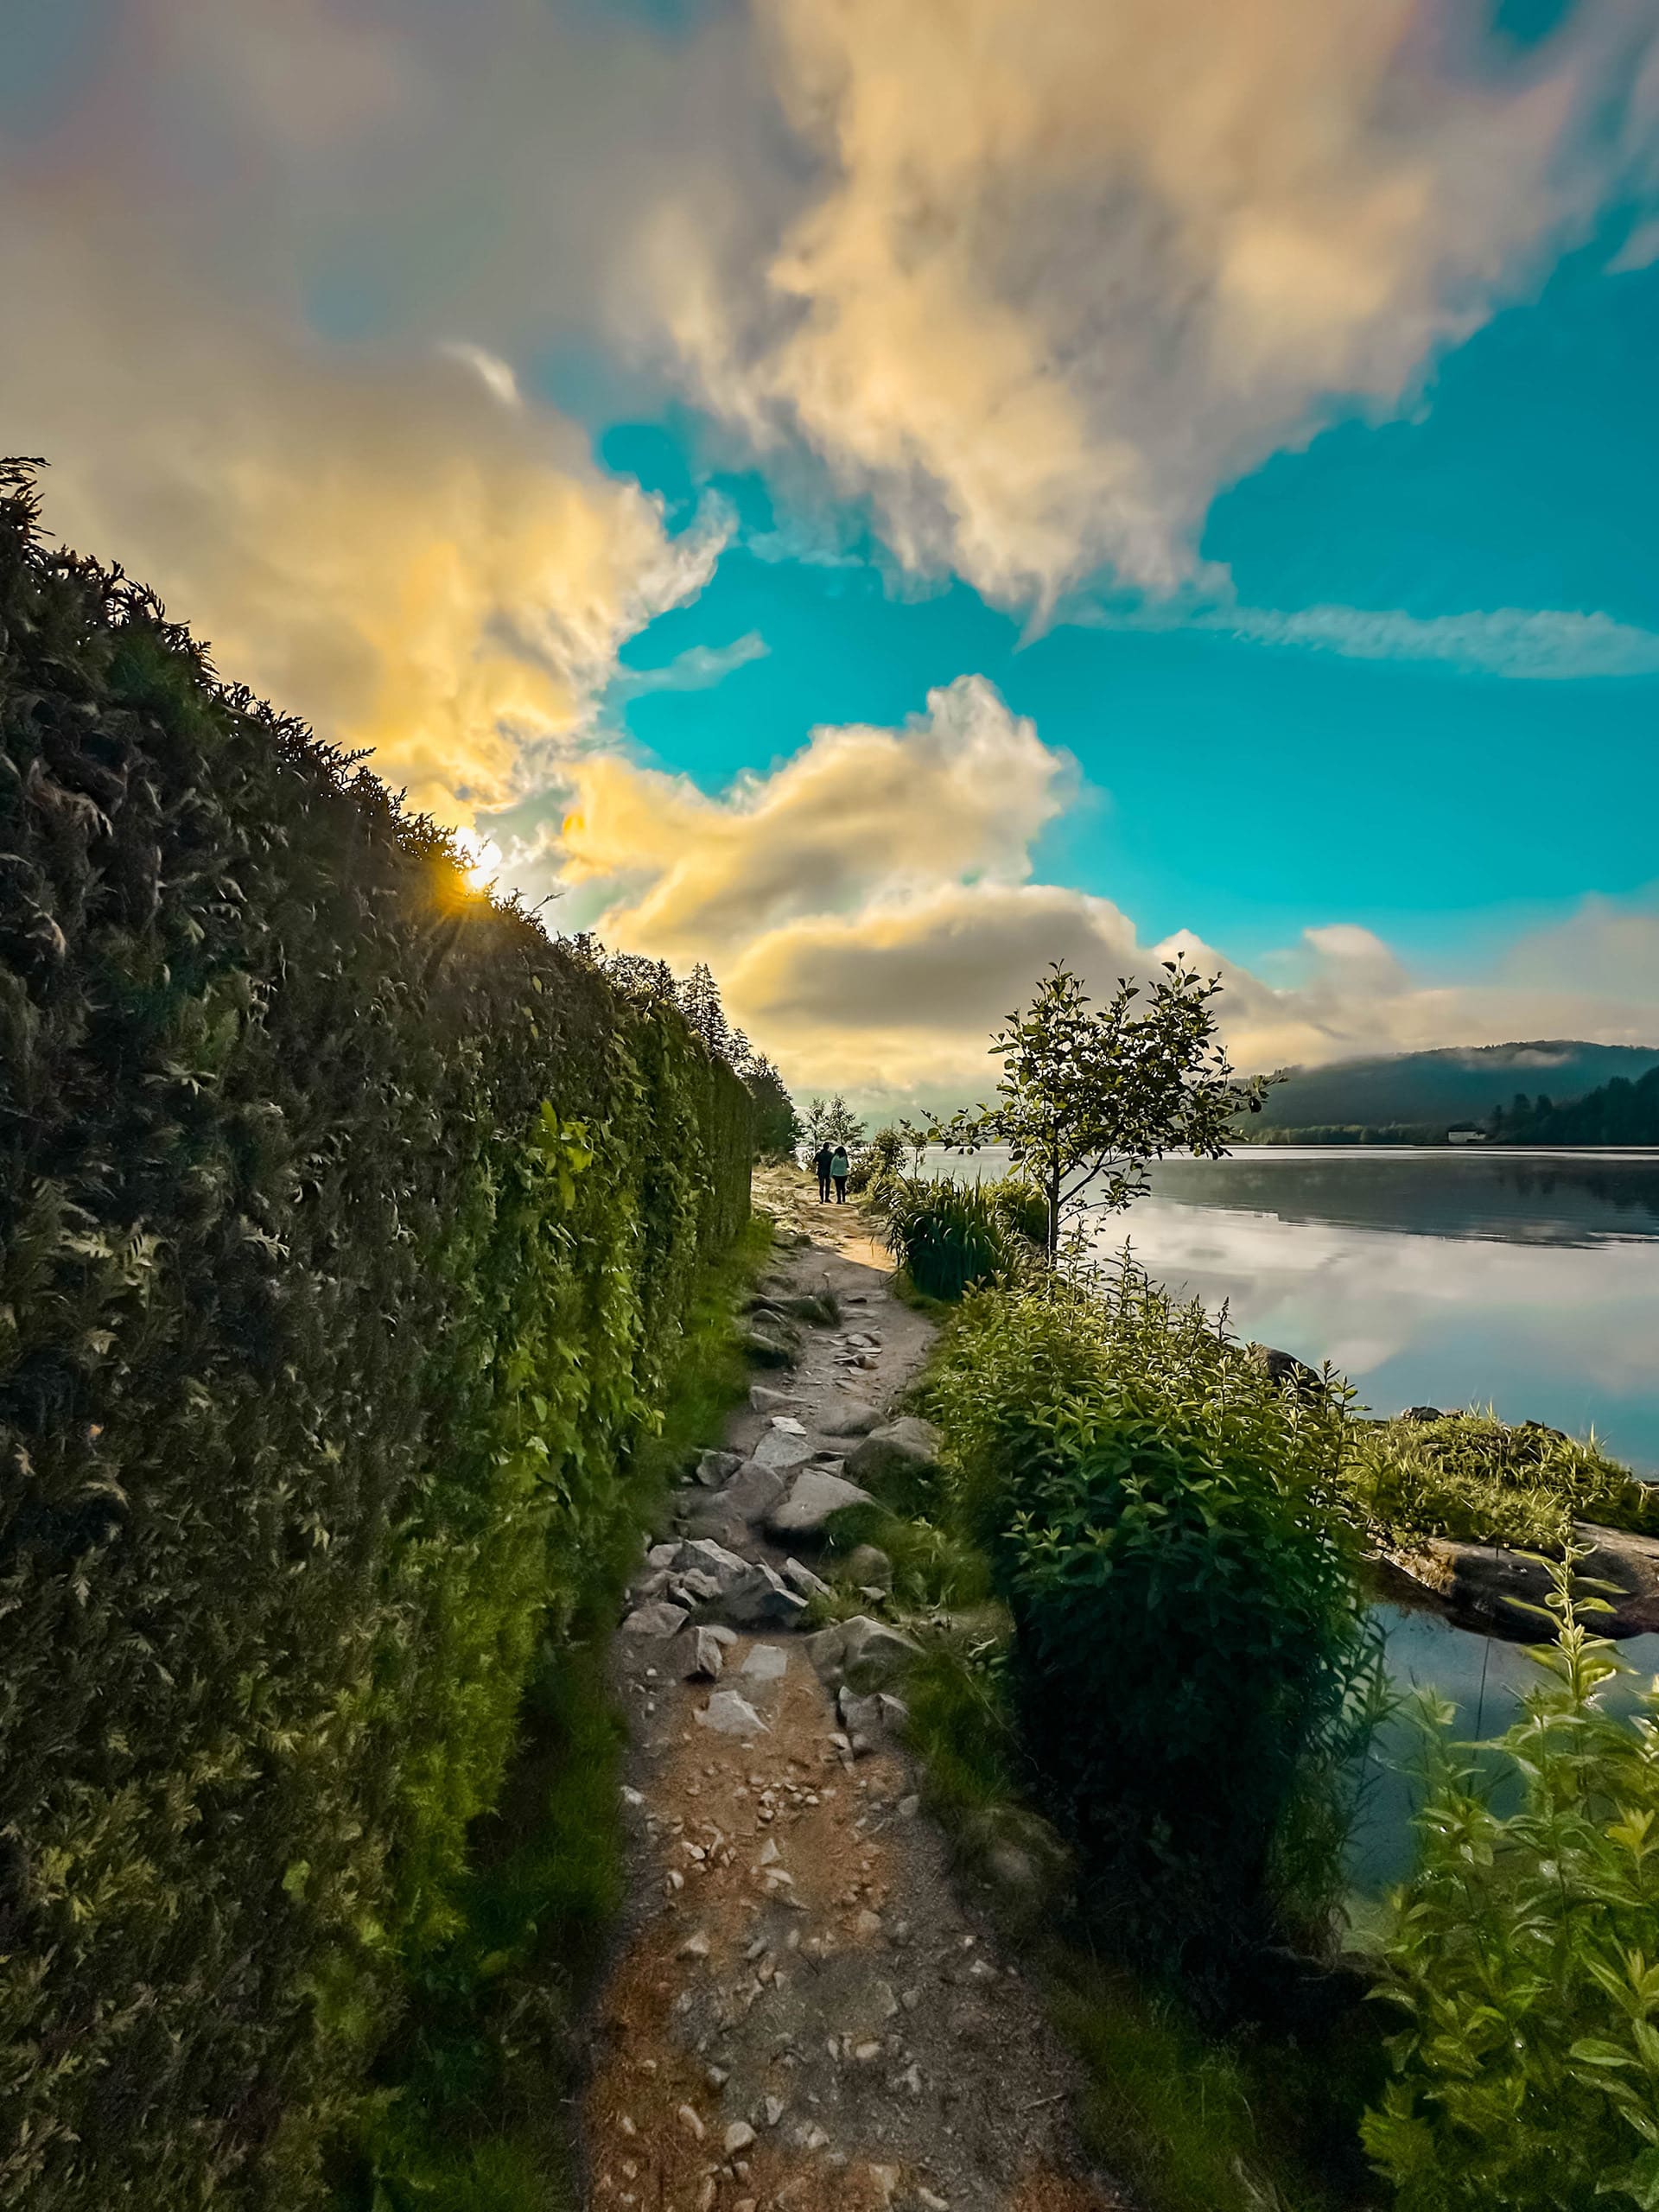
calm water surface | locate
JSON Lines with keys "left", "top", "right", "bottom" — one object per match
{"left": 1122, "top": 1147, "right": 1659, "bottom": 1471}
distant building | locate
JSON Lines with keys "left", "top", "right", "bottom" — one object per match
{"left": 1446, "top": 1127, "right": 1487, "bottom": 1145}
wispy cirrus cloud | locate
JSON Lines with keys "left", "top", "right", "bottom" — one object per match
{"left": 1217, "top": 602, "right": 1659, "bottom": 681}
{"left": 610, "top": 632, "right": 770, "bottom": 700}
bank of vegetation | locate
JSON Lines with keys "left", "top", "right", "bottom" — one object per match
{"left": 0, "top": 461, "right": 758, "bottom": 2210}
{"left": 823, "top": 968, "right": 1659, "bottom": 2211}
{"left": 819, "top": 1251, "right": 1659, "bottom": 2210}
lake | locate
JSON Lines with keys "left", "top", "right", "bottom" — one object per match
{"left": 1122, "top": 1146, "right": 1659, "bottom": 1471}
{"left": 937, "top": 1142, "right": 1659, "bottom": 1467}
{"left": 927, "top": 1142, "right": 1659, "bottom": 1891}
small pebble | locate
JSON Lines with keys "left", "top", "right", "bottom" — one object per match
{"left": 677, "top": 2103, "right": 706, "bottom": 2142}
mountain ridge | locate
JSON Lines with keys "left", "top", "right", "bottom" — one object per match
{"left": 1250, "top": 1039, "right": 1659, "bottom": 1133}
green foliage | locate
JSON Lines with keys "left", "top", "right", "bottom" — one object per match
{"left": 900, "top": 1630, "right": 1024, "bottom": 1823}
{"left": 0, "top": 461, "right": 753, "bottom": 2211}
{"left": 883, "top": 1175, "right": 1017, "bottom": 1300}
{"left": 741, "top": 1057, "right": 801, "bottom": 1160}
{"left": 802, "top": 1092, "right": 865, "bottom": 1152}
{"left": 351, "top": 1216, "right": 771, "bottom": 2211}
{"left": 1363, "top": 1554, "right": 1659, "bottom": 2211}
{"left": 921, "top": 1261, "right": 1378, "bottom": 1986}
{"left": 846, "top": 1123, "right": 907, "bottom": 1198}
{"left": 930, "top": 959, "right": 1272, "bottom": 1257}
{"left": 823, "top": 1498, "right": 995, "bottom": 1612}
{"left": 1493, "top": 1063, "right": 1659, "bottom": 1144}
{"left": 1349, "top": 1409, "right": 1659, "bottom": 1552}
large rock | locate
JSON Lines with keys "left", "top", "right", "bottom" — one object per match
{"left": 819, "top": 1403, "right": 881, "bottom": 1440}
{"left": 844, "top": 1543, "right": 893, "bottom": 1593}
{"left": 766, "top": 1467, "right": 874, "bottom": 1543}
{"left": 742, "top": 1318, "right": 802, "bottom": 1368}
{"left": 805, "top": 1614, "right": 920, "bottom": 1693}
{"left": 752, "top": 1425, "right": 817, "bottom": 1474}
{"left": 683, "top": 1626, "right": 728, "bottom": 1681}
{"left": 694, "top": 1448, "right": 742, "bottom": 1489}
{"left": 620, "top": 1599, "right": 692, "bottom": 1637}
{"left": 1386, "top": 1521, "right": 1659, "bottom": 1640}
{"left": 672, "top": 1537, "right": 750, "bottom": 1585}
{"left": 717, "top": 1460, "right": 789, "bottom": 1526}
{"left": 718, "top": 1561, "right": 810, "bottom": 1628}
{"left": 846, "top": 1416, "right": 944, "bottom": 1491}
{"left": 699, "top": 1691, "right": 771, "bottom": 1738}
{"left": 781, "top": 1556, "right": 831, "bottom": 1600}
{"left": 750, "top": 1384, "right": 801, "bottom": 1415}
{"left": 1248, "top": 1343, "right": 1323, "bottom": 1399}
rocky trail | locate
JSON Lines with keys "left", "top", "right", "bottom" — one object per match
{"left": 581, "top": 1178, "right": 1128, "bottom": 2212}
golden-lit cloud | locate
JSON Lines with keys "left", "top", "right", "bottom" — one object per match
{"left": 548, "top": 677, "right": 1659, "bottom": 1101}
{"left": 654, "top": 0, "right": 1659, "bottom": 605}
{"left": 0, "top": 200, "right": 721, "bottom": 821}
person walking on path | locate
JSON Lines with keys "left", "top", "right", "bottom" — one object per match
{"left": 813, "top": 1141, "right": 834, "bottom": 1202}
{"left": 830, "top": 1144, "right": 850, "bottom": 1203}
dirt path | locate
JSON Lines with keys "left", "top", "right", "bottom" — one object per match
{"left": 582, "top": 1180, "right": 1127, "bottom": 2212}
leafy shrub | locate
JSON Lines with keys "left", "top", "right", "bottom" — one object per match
{"left": 883, "top": 1172, "right": 1046, "bottom": 1300}
{"left": 884, "top": 1175, "right": 1012, "bottom": 1298}
{"left": 996, "top": 1175, "right": 1051, "bottom": 1247}
{"left": 1363, "top": 1554, "right": 1659, "bottom": 2211}
{"left": 923, "top": 1261, "right": 1378, "bottom": 1988}
{"left": 847, "top": 1124, "right": 907, "bottom": 1198}
{"left": 1349, "top": 1409, "right": 1659, "bottom": 1553}
{"left": 0, "top": 463, "right": 752, "bottom": 2209}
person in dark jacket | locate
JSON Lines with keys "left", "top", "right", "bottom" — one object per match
{"left": 813, "top": 1141, "right": 834, "bottom": 1202}
{"left": 830, "top": 1145, "right": 850, "bottom": 1203}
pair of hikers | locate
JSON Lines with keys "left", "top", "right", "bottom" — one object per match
{"left": 813, "top": 1141, "right": 850, "bottom": 1204}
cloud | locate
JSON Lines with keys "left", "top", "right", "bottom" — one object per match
{"left": 438, "top": 341, "right": 522, "bottom": 409}
{"left": 1608, "top": 213, "right": 1659, "bottom": 272}
{"left": 1220, "top": 603, "right": 1659, "bottom": 680}
{"left": 0, "top": 194, "right": 723, "bottom": 819}
{"left": 540, "top": 677, "right": 1659, "bottom": 1101}
{"left": 611, "top": 632, "right": 770, "bottom": 698}
{"left": 650, "top": 0, "right": 1659, "bottom": 606}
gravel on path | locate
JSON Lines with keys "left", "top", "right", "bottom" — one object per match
{"left": 582, "top": 1179, "right": 1128, "bottom": 2212}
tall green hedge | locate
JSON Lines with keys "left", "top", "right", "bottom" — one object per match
{"left": 0, "top": 462, "right": 752, "bottom": 2209}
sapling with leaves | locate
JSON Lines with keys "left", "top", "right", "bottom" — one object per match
{"left": 931, "top": 960, "right": 1273, "bottom": 1258}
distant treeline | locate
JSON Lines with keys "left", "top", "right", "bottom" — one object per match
{"left": 1491, "top": 1066, "right": 1659, "bottom": 1145}
{"left": 1235, "top": 1122, "right": 1466, "bottom": 1146}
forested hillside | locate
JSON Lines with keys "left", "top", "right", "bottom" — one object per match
{"left": 1249, "top": 1039, "right": 1659, "bottom": 1135}
{"left": 0, "top": 461, "right": 753, "bottom": 2209}
{"left": 1492, "top": 1064, "right": 1659, "bottom": 1144}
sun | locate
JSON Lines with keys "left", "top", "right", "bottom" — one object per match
{"left": 454, "top": 828, "right": 504, "bottom": 895}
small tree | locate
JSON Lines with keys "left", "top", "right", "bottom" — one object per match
{"left": 822, "top": 1094, "right": 866, "bottom": 1150}
{"left": 676, "top": 960, "right": 734, "bottom": 1060}
{"left": 932, "top": 960, "right": 1270, "bottom": 1259}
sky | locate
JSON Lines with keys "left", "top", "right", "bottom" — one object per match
{"left": 5, "top": 0, "right": 1659, "bottom": 1107}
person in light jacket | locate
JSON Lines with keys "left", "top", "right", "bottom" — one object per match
{"left": 830, "top": 1145, "right": 850, "bottom": 1203}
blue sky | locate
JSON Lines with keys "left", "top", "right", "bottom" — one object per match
{"left": 558, "top": 238, "right": 1659, "bottom": 970}
{"left": 6, "top": 0, "right": 1659, "bottom": 1099}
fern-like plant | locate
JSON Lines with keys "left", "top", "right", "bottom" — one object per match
{"left": 1363, "top": 1549, "right": 1659, "bottom": 2210}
